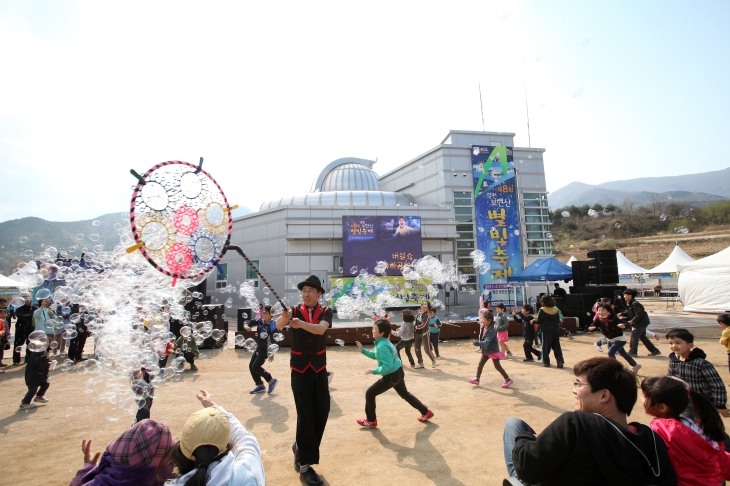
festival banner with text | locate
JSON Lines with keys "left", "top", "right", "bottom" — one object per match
{"left": 472, "top": 145, "right": 522, "bottom": 304}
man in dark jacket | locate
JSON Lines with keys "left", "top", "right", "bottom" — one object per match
{"left": 12, "top": 293, "right": 36, "bottom": 365}
{"left": 619, "top": 289, "right": 661, "bottom": 357}
{"left": 67, "top": 304, "right": 87, "bottom": 362}
{"left": 503, "top": 356, "right": 676, "bottom": 486}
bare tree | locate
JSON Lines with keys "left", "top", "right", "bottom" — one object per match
{"left": 621, "top": 198, "right": 635, "bottom": 220}
{"left": 648, "top": 194, "right": 664, "bottom": 216}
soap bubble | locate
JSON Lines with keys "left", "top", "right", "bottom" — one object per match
{"left": 75, "top": 233, "right": 84, "bottom": 240}
{"left": 19, "top": 236, "right": 28, "bottom": 243}
{"left": 259, "top": 331, "right": 268, "bottom": 340}
{"left": 469, "top": 250, "right": 486, "bottom": 266}
{"left": 478, "top": 263, "right": 491, "bottom": 274}
{"left": 335, "top": 339, "right": 345, "bottom": 346}
{"left": 36, "top": 288, "right": 52, "bottom": 300}
{"left": 337, "top": 266, "right": 343, "bottom": 273}
{"left": 546, "top": 232, "right": 553, "bottom": 240}
{"left": 211, "top": 329, "right": 224, "bottom": 341}
{"left": 180, "top": 326, "right": 192, "bottom": 337}
{"left": 674, "top": 226, "right": 689, "bottom": 234}
{"left": 15, "top": 346, "right": 22, "bottom": 353}
{"left": 263, "top": 287, "right": 270, "bottom": 295}
{"left": 274, "top": 333, "right": 285, "bottom": 342}
{"left": 514, "top": 230, "right": 520, "bottom": 236}
{"left": 267, "top": 344, "right": 279, "bottom": 356}
{"left": 92, "top": 220, "right": 101, "bottom": 226}
{"left": 561, "top": 211, "right": 570, "bottom": 218}
{"left": 588, "top": 209, "right": 599, "bottom": 218}
{"left": 614, "top": 223, "right": 621, "bottom": 228}
{"left": 49, "top": 340, "right": 59, "bottom": 350}
{"left": 60, "top": 359, "right": 76, "bottom": 372}
{"left": 10, "top": 296, "right": 26, "bottom": 307}
{"left": 350, "top": 266, "right": 358, "bottom": 275}
{"left": 659, "top": 214, "right": 666, "bottom": 221}
{"left": 171, "top": 356, "right": 186, "bottom": 372}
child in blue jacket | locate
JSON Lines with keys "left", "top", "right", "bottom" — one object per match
{"left": 355, "top": 319, "right": 434, "bottom": 428}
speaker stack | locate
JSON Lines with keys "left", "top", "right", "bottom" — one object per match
{"left": 571, "top": 261, "right": 591, "bottom": 287}
{"left": 587, "top": 250, "right": 619, "bottom": 285}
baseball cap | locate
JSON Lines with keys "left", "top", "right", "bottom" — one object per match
{"left": 180, "top": 408, "right": 230, "bottom": 460}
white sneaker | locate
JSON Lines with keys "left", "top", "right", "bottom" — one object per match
{"left": 431, "top": 361, "right": 437, "bottom": 368}
{"left": 594, "top": 343, "right": 604, "bottom": 353}
{"left": 631, "top": 363, "right": 642, "bottom": 374}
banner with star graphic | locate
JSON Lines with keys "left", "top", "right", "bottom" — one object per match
{"left": 472, "top": 145, "right": 522, "bottom": 303}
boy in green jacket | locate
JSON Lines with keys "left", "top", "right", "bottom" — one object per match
{"left": 355, "top": 319, "right": 434, "bottom": 428}
{"left": 176, "top": 334, "right": 200, "bottom": 371}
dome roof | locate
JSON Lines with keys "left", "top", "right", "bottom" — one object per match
{"left": 260, "top": 191, "right": 414, "bottom": 211}
{"left": 320, "top": 163, "right": 379, "bottom": 192}
{"left": 260, "top": 157, "right": 413, "bottom": 211}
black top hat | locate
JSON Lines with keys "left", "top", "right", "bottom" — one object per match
{"left": 298, "top": 275, "right": 325, "bottom": 294}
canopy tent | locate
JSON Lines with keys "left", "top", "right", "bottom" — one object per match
{"left": 648, "top": 245, "right": 695, "bottom": 275}
{"left": 677, "top": 246, "right": 730, "bottom": 313}
{"left": 508, "top": 258, "right": 574, "bottom": 282}
{"left": 616, "top": 251, "right": 650, "bottom": 276}
{"left": 0, "top": 274, "right": 21, "bottom": 296}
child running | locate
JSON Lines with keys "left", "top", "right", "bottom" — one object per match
{"left": 427, "top": 307, "right": 442, "bottom": 358}
{"left": 512, "top": 304, "right": 540, "bottom": 362}
{"left": 588, "top": 304, "right": 641, "bottom": 373}
{"left": 469, "top": 310, "right": 513, "bottom": 388}
{"left": 494, "top": 303, "right": 512, "bottom": 358}
{"left": 244, "top": 305, "right": 278, "bottom": 394}
{"left": 641, "top": 375, "right": 730, "bottom": 485}
{"left": 393, "top": 310, "right": 416, "bottom": 368}
{"left": 20, "top": 347, "right": 51, "bottom": 409}
{"left": 355, "top": 319, "right": 433, "bottom": 427}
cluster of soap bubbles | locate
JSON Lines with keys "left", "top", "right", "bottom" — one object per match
{"left": 331, "top": 255, "right": 467, "bottom": 321}
{"left": 468, "top": 249, "right": 491, "bottom": 275}
{"left": 239, "top": 280, "right": 284, "bottom": 318}
{"left": 659, "top": 214, "right": 667, "bottom": 222}
{"left": 587, "top": 209, "right": 599, "bottom": 218}
{"left": 561, "top": 211, "right": 571, "bottom": 218}
{"left": 234, "top": 334, "right": 282, "bottom": 357}
{"left": 674, "top": 226, "right": 689, "bottom": 234}
{"left": 7, "top": 221, "right": 224, "bottom": 420}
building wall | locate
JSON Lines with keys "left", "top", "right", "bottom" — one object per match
{"left": 208, "top": 130, "right": 551, "bottom": 312}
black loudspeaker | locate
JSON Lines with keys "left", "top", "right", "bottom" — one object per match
{"left": 587, "top": 250, "right": 619, "bottom": 285}
{"left": 237, "top": 308, "right": 253, "bottom": 332}
{"left": 564, "top": 293, "right": 598, "bottom": 330}
{"left": 572, "top": 261, "right": 591, "bottom": 287}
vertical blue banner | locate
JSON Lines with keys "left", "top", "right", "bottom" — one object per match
{"left": 471, "top": 145, "right": 522, "bottom": 304}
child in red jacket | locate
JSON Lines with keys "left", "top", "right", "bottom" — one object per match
{"left": 641, "top": 375, "right": 730, "bottom": 485}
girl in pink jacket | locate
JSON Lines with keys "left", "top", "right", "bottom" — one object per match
{"left": 641, "top": 375, "right": 730, "bottom": 485}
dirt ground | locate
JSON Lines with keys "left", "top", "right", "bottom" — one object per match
{"left": 1, "top": 319, "right": 729, "bottom": 486}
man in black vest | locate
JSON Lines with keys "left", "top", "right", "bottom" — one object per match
{"left": 276, "top": 275, "right": 332, "bottom": 486}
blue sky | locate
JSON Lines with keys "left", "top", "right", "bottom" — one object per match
{"left": 0, "top": 0, "right": 728, "bottom": 222}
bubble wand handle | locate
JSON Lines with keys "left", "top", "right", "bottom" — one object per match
{"left": 223, "top": 245, "right": 287, "bottom": 311}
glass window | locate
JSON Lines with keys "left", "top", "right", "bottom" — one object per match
{"left": 292, "top": 194, "right": 307, "bottom": 205}
{"left": 382, "top": 192, "right": 397, "bottom": 206}
{"left": 456, "top": 224, "right": 474, "bottom": 232}
{"left": 457, "top": 249, "right": 475, "bottom": 256}
{"left": 366, "top": 192, "right": 383, "bottom": 205}
{"left": 215, "top": 263, "right": 228, "bottom": 281}
{"left": 454, "top": 207, "right": 472, "bottom": 215}
{"left": 455, "top": 214, "right": 473, "bottom": 223}
{"left": 454, "top": 191, "right": 471, "bottom": 198}
{"left": 246, "top": 260, "right": 260, "bottom": 280}
{"left": 458, "top": 232, "right": 474, "bottom": 240}
{"left": 454, "top": 198, "right": 472, "bottom": 206}
{"left": 457, "top": 241, "right": 475, "bottom": 249}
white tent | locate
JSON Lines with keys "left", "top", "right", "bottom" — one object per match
{"left": 616, "top": 251, "right": 650, "bottom": 276}
{"left": 648, "top": 245, "right": 695, "bottom": 275}
{"left": 567, "top": 255, "right": 577, "bottom": 264}
{"left": 677, "top": 246, "right": 730, "bottom": 313}
{"left": 0, "top": 274, "right": 20, "bottom": 296}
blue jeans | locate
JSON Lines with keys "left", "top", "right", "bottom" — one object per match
{"left": 503, "top": 417, "right": 535, "bottom": 478}
{"left": 606, "top": 340, "right": 637, "bottom": 366}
